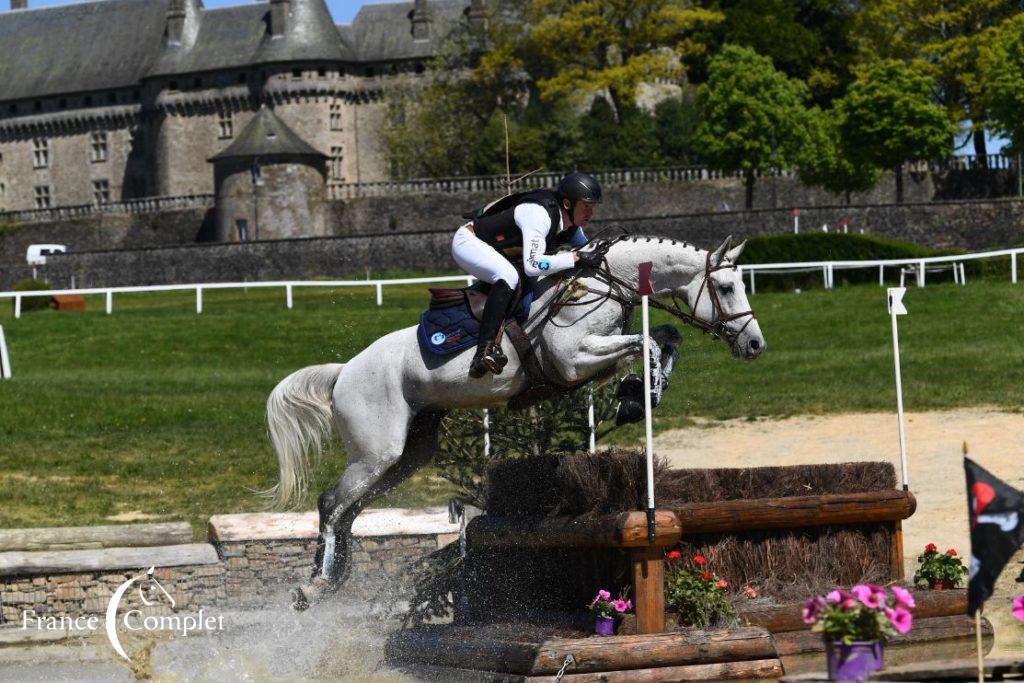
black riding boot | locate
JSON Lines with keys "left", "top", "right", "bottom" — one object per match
{"left": 469, "top": 280, "right": 515, "bottom": 378}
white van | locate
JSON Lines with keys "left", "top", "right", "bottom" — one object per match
{"left": 26, "top": 244, "right": 67, "bottom": 266}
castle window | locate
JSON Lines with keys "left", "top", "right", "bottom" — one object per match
{"left": 108, "top": 92, "right": 117, "bottom": 104}
{"left": 329, "top": 103, "right": 342, "bottom": 131}
{"left": 91, "top": 131, "right": 108, "bottom": 163}
{"left": 34, "top": 101, "right": 42, "bottom": 112}
{"left": 8, "top": 104, "right": 15, "bottom": 114}
{"left": 92, "top": 179, "right": 110, "bottom": 205}
{"left": 366, "top": 67, "right": 375, "bottom": 77}
{"left": 238, "top": 73, "right": 248, "bottom": 84}
{"left": 133, "top": 90, "right": 141, "bottom": 101}
{"left": 318, "top": 67, "right": 326, "bottom": 77}
{"left": 330, "top": 145, "right": 344, "bottom": 182}
{"left": 34, "top": 185, "right": 51, "bottom": 209}
{"left": 218, "top": 111, "right": 234, "bottom": 139}
{"left": 32, "top": 138, "right": 49, "bottom": 169}
{"left": 85, "top": 95, "right": 93, "bottom": 107}
{"left": 415, "top": 62, "right": 425, "bottom": 74}
{"left": 59, "top": 98, "right": 67, "bottom": 109}
{"left": 169, "top": 80, "right": 179, "bottom": 91}
{"left": 292, "top": 68, "right": 303, "bottom": 79}
{"left": 193, "top": 77, "right": 202, "bottom": 89}
{"left": 0, "top": 182, "right": 5, "bottom": 203}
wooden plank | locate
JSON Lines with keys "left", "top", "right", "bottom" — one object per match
{"left": 532, "top": 627, "right": 775, "bottom": 674}
{"left": 208, "top": 507, "right": 458, "bottom": 542}
{"left": 772, "top": 615, "right": 992, "bottom": 658}
{"left": 780, "top": 657, "right": 1024, "bottom": 681}
{"left": 393, "top": 664, "right": 526, "bottom": 682}
{"left": 738, "top": 589, "right": 968, "bottom": 633}
{"left": 467, "top": 510, "right": 682, "bottom": 549}
{"left": 385, "top": 626, "right": 542, "bottom": 675}
{"left": 0, "top": 522, "right": 193, "bottom": 552}
{"left": 891, "top": 520, "right": 905, "bottom": 581}
{"left": 0, "top": 543, "right": 219, "bottom": 576}
{"left": 524, "top": 658, "right": 784, "bottom": 682}
{"left": 630, "top": 546, "right": 666, "bottom": 634}
{"left": 673, "top": 490, "right": 916, "bottom": 534}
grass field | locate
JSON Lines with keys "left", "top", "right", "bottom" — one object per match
{"left": 0, "top": 278, "right": 1021, "bottom": 534}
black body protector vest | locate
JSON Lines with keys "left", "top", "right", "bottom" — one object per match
{"left": 463, "top": 189, "right": 574, "bottom": 261}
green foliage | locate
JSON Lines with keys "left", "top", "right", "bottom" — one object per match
{"left": 654, "top": 91, "right": 702, "bottom": 164}
{"left": 796, "top": 107, "right": 882, "bottom": 201}
{"left": 13, "top": 278, "right": 51, "bottom": 313}
{"left": 979, "top": 15, "right": 1024, "bottom": 152}
{"left": 695, "top": 45, "right": 812, "bottom": 207}
{"left": 913, "top": 544, "right": 969, "bottom": 588}
{"left": 664, "top": 552, "right": 734, "bottom": 627}
{"left": 836, "top": 59, "right": 954, "bottom": 200}
{"left": 743, "top": 233, "right": 937, "bottom": 264}
{"left": 0, "top": 223, "right": 23, "bottom": 237}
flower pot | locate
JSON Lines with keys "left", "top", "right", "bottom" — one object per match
{"left": 825, "top": 640, "right": 884, "bottom": 681}
{"left": 930, "top": 580, "right": 955, "bottom": 590}
{"left": 594, "top": 616, "right": 615, "bottom": 636}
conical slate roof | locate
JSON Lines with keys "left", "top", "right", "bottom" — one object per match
{"left": 209, "top": 106, "right": 326, "bottom": 162}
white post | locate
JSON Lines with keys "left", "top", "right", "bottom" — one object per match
{"left": 828, "top": 264, "right": 834, "bottom": 289}
{"left": 482, "top": 409, "right": 491, "bottom": 458}
{"left": 1012, "top": 253, "right": 1018, "bottom": 284}
{"left": 376, "top": 282, "right": 383, "bottom": 307}
{"left": 105, "top": 291, "right": 112, "bottom": 315}
{"left": 641, "top": 296, "right": 656, "bottom": 542}
{"left": 793, "top": 209, "right": 800, "bottom": 234}
{"left": 196, "top": 287, "right": 203, "bottom": 314}
{"left": 888, "top": 288, "right": 910, "bottom": 491}
{"left": 466, "top": 276, "right": 474, "bottom": 287}
{"left": 286, "top": 284, "right": 293, "bottom": 310}
{"left": 587, "top": 387, "right": 596, "bottom": 454}
{"left": 918, "top": 260, "right": 925, "bottom": 288}
{"left": 960, "top": 263, "right": 966, "bottom": 286}
{"left": 879, "top": 265, "right": 884, "bottom": 286}
{"left": 14, "top": 295, "right": 21, "bottom": 319}
{"left": 0, "top": 324, "right": 11, "bottom": 380}
{"left": 953, "top": 262, "right": 960, "bottom": 285}
{"left": 749, "top": 268, "right": 756, "bottom": 295}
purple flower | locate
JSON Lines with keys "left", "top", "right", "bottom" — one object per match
{"left": 852, "top": 584, "right": 884, "bottom": 609}
{"left": 886, "top": 606, "right": 913, "bottom": 635}
{"left": 891, "top": 585, "right": 916, "bottom": 610}
{"left": 1013, "top": 596, "right": 1024, "bottom": 623}
{"left": 802, "top": 596, "right": 825, "bottom": 625}
{"left": 613, "top": 599, "right": 629, "bottom": 613}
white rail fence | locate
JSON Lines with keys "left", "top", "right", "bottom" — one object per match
{"left": 0, "top": 247, "right": 1021, "bottom": 320}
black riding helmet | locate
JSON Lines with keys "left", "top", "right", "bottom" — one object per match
{"left": 557, "top": 171, "right": 602, "bottom": 205}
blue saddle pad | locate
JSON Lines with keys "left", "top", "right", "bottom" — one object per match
{"left": 418, "top": 287, "right": 533, "bottom": 356}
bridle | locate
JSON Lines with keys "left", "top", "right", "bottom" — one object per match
{"left": 560, "top": 237, "right": 756, "bottom": 351}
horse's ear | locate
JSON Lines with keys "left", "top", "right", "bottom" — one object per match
{"left": 711, "top": 235, "right": 732, "bottom": 266}
{"left": 725, "top": 239, "right": 746, "bottom": 263}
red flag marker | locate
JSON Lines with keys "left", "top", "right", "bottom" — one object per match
{"left": 638, "top": 262, "right": 655, "bottom": 296}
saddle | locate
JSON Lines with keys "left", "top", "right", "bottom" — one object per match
{"left": 418, "top": 283, "right": 531, "bottom": 358}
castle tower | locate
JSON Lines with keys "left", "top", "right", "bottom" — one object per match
{"left": 10, "top": 0, "right": 27, "bottom": 10}
{"left": 166, "top": 0, "right": 202, "bottom": 48}
{"left": 270, "top": 0, "right": 289, "bottom": 38}
{"left": 411, "top": 0, "right": 431, "bottom": 41}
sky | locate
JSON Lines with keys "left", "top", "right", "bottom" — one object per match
{"left": 12, "top": 0, "right": 398, "bottom": 24}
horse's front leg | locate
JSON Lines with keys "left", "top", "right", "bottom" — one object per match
{"left": 560, "top": 333, "right": 646, "bottom": 383}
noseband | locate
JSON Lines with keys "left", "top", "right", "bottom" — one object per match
{"left": 574, "top": 239, "right": 756, "bottom": 351}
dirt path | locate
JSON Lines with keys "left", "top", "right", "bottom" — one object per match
{"left": 656, "top": 408, "right": 1024, "bottom": 656}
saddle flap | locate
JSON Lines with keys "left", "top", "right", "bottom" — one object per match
{"left": 465, "top": 289, "right": 488, "bottom": 321}
{"left": 428, "top": 287, "right": 466, "bottom": 310}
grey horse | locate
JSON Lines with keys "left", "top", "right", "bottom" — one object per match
{"left": 264, "top": 235, "right": 765, "bottom": 609}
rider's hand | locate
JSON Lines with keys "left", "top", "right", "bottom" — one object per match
{"left": 575, "top": 249, "right": 603, "bottom": 270}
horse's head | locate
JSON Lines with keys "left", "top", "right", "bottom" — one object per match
{"left": 681, "top": 236, "right": 765, "bottom": 360}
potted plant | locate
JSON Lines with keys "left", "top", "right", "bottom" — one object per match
{"left": 803, "top": 585, "right": 914, "bottom": 682}
{"left": 913, "top": 544, "right": 968, "bottom": 589}
{"left": 588, "top": 589, "right": 632, "bottom": 636}
{"left": 664, "top": 551, "right": 734, "bottom": 628}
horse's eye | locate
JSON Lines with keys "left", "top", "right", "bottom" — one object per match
{"left": 720, "top": 285, "right": 734, "bottom": 295}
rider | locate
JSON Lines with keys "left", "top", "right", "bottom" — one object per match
{"left": 452, "top": 171, "right": 605, "bottom": 378}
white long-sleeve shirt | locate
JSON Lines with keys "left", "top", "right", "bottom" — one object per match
{"left": 515, "top": 203, "right": 586, "bottom": 278}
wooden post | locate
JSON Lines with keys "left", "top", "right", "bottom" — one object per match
{"left": 630, "top": 545, "right": 666, "bottom": 635}
{"left": 891, "top": 520, "right": 905, "bottom": 581}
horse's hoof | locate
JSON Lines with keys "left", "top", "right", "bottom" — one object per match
{"left": 291, "top": 576, "right": 334, "bottom": 611}
{"left": 291, "top": 586, "right": 310, "bottom": 611}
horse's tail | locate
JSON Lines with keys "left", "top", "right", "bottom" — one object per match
{"left": 262, "top": 363, "right": 344, "bottom": 510}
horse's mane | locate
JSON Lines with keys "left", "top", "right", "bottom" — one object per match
{"left": 593, "top": 230, "right": 700, "bottom": 252}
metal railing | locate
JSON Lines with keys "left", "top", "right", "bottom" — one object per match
{"left": 0, "top": 194, "right": 214, "bottom": 225}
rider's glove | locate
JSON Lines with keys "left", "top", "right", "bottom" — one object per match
{"left": 575, "top": 249, "right": 603, "bottom": 270}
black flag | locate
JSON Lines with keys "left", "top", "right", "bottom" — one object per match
{"left": 965, "top": 457, "right": 1024, "bottom": 614}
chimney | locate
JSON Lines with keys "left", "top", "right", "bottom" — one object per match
{"left": 467, "top": 0, "right": 486, "bottom": 40}
{"left": 11, "top": 0, "right": 28, "bottom": 10}
{"left": 166, "top": 0, "right": 201, "bottom": 47}
{"left": 270, "top": 0, "right": 290, "bottom": 38}
{"left": 411, "top": 0, "right": 431, "bottom": 41}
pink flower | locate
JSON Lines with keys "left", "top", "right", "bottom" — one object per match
{"left": 625, "top": 600, "right": 633, "bottom": 611}
{"left": 826, "top": 589, "right": 846, "bottom": 604}
{"left": 613, "top": 599, "right": 629, "bottom": 613}
{"left": 1012, "top": 597, "right": 1024, "bottom": 623}
{"left": 886, "top": 606, "right": 913, "bottom": 635}
{"left": 891, "top": 585, "right": 916, "bottom": 610}
{"left": 744, "top": 586, "right": 758, "bottom": 599}
{"left": 597, "top": 590, "right": 611, "bottom": 601}
{"left": 716, "top": 579, "right": 728, "bottom": 589}
{"left": 852, "top": 584, "right": 885, "bottom": 609}
{"left": 802, "top": 596, "right": 825, "bottom": 625}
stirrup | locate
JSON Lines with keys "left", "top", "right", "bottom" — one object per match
{"left": 469, "top": 343, "right": 508, "bottom": 378}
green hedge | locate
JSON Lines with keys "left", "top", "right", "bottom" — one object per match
{"left": 737, "top": 233, "right": 988, "bottom": 291}
{"left": 13, "top": 278, "right": 51, "bottom": 312}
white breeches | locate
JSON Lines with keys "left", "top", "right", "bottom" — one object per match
{"left": 451, "top": 225, "right": 520, "bottom": 289}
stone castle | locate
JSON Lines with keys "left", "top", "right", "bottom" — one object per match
{"left": 0, "top": 0, "right": 482, "bottom": 236}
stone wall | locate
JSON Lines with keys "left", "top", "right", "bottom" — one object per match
{"left": 7, "top": 197, "right": 1022, "bottom": 290}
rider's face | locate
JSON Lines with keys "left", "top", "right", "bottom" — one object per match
{"left": 565, "top": 200, "right": 596, "bottom": 227}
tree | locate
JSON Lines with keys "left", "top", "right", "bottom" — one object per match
{"left": 695, "top": 45, "right": 812, "bottom": 209}
{"left": 852, "top": 0, "right": 1018, "bottom": 164}
{"left": 836, "top": 60, "right": 955, "bottom": 203}
{"left": 654, "top": 91, "right": 702, "bottom": 164}
{"left": 978, "top": 15, "right": 1024, "bottom": 153}
{"left": 481, "top": 0, "right": 722, "bottom": 117}
{"left": 796, "top": 107, "right": 882, "bottom": 204}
